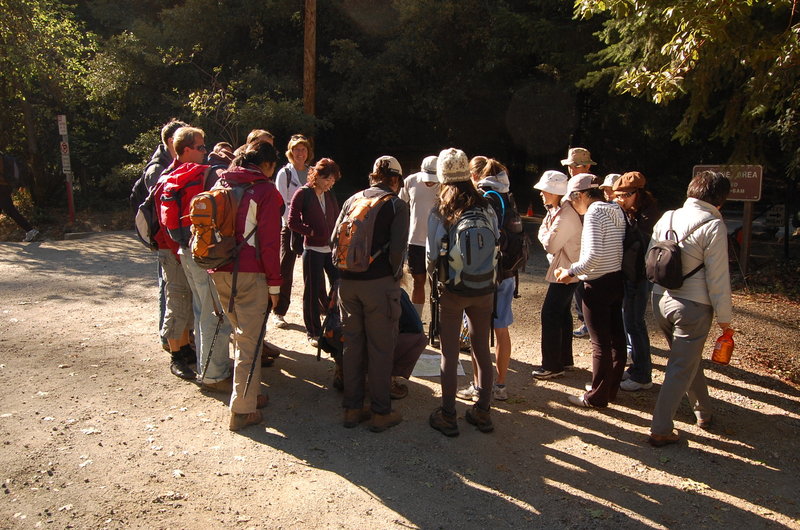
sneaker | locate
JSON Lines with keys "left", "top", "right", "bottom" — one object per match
{"left": 368, "top": 410, "right": 402, "bottom": 432}
{"left": 492, "top": 384, "right": 508, "bottom": 401}
{"left": 584, "top": 383, "right": 593, "bottom": 392}
{"left": 23, "top": 229, "right": 39, "bottom": 242}
{"left": 390, "top": 378, "right": 409, "bottom": 400}
{"left": 456, "top": 382, "right": 479, "bottom": 402}
{"left": 272, "top": 314, "right": 288, "bottom": 329}
{"left": 620, "top": 379, "right": 653, "bottom": 391}
{"left": 229, "top": 410, "right": 263, "bottom": 431}
{"left": 429, "top": 407, "right": 459, "bottom": 437}
{"left": 532, "top": 369, "right": 565, "bottom": 380}
{"left": 465, "top": 404, "right": 494, "bottom": 433}
{"left": 572, "top": 325, "right": 589, "bottom": 338}
{"left": 567, "top": 394, "right": 594, "bottom": 408}
{"left": 343, "top": 407, "right": 371, "bottom": 428}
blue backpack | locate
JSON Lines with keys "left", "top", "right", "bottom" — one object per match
{"left": 441, "top": 207, "right": 499, "bottom": 296}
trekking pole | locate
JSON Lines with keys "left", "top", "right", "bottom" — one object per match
{"left": 200, "top": 312, "right": 224, "bottom": 380}
{"left": 243, "top": 310, "right": 270, "bottom": 397}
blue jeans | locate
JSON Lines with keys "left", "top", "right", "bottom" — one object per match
{"left": 623, "top": 279, "right": 652, "bottom": 384}
{"left": 181, "top": 250, "right": 232, "bottom": 382}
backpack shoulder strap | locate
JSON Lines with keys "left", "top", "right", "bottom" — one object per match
{"left": 482, "top": 190, "right": 505, "bottom": 225}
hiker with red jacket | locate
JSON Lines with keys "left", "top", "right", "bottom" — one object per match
{"left": 152, "top": 127, "right": 207, "bottom": 381}
{"left": 210, "top": 141, "right": 283, "bottom": 432}
{"left": 159, "top": 126, "right": 234, "bottom": 392}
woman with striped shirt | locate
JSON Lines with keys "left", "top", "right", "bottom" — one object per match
{"left": 555, "top": 173, "right": 627, "bottom": 408}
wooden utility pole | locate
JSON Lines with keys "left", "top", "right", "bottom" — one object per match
{"left": 303, "top": 0, "right": 316, "bottom": 116}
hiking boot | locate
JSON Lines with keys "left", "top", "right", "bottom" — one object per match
{"left": 368, "top": 410, "right": 402, "bottom": 432}
{"left": 390, "top": 378, "right": 409, "bottom": 400}
{"left": 465, "top": 404, "right": 494, "bottom": 433}
{"left": 170, "top": 358, "right": 197, "bottom": 380}
{"left": 200, "top": 376, "right": 233, "bottom": 394}
{"left": 648, "top": 430, "right": 680, "bottom": 447}
{"left": 456, "top": 382, "right": 479, "bottom": 402}
{"left": 572, "top": 325, "right": 589, "bottom": 338}
{"left": 620, "top": 379, "right": 653, "bottom": 392}
{"left": 23, "top": 229, "right": 39, "bottom": 242}
{"left": 429, "top": 407, "right": 459, "bottom": 437}
{"left": 342, "top": 407, "right": 371, "bottom": 428}
{"left": 272, "top": 314, "right": 288, "bottom": 329}
{"left": 229, "top": 410, "right": 263, "bottom": 431}
{"left": 492, "top": 384, "right": 508, "bottom": 401}
{"left": 532, "top": 369, "right": 564, "bottom": 380}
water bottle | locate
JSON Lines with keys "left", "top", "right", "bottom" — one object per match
{"left": 711, "top": 328, "right": 734, "bottom": 365}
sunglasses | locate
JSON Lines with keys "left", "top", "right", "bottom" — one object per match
{"left": 291, "top": 134, "right": 307, "bottom": 140}
{"left": 614, "top": 191, "right": 636, "bottom": 199}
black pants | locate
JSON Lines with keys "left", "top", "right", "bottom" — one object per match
{"left": 0, "top": 186, "right": 32, "bottom": 232}
{"left": 302, "top": 249, "right": 338, "bottom": 338}
{"left": 275, "top": 226, "right": 298, "bottom": 316}
{"left": 582, "top": 271, "right": 627, "bottom": 407}
{"left": 540, "top": 281, "right": 578, "bottom": 372}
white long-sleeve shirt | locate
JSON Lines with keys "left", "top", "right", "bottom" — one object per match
{"left": 568, "top": 201, "right": 625, "bottom": 281}
{"left": 650, "top": 198, "right": 732, "bottom": 323}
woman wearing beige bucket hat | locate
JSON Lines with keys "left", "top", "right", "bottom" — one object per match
{"left": 555, "top": 173, "right": 627, "bottom": 408}
{"left": 531, "top": 170, "right": 582, "bottom": 379}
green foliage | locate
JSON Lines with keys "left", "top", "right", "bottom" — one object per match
{"left": 574, "top": 0, "right": 800, "bottom": 177}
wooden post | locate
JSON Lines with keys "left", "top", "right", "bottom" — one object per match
{"left": 303, "top": 0, "right": 316, "bottom": 117}
{"left": 740, "top": 201, "right": 753, "bottom": 277}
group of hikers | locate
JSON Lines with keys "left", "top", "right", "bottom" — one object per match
{"left": 132, "top": 118, "right": 733, "bottom": 446}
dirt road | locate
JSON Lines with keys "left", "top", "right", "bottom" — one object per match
{"left": 1, "top": 232, "right": 798, "bottom": 528}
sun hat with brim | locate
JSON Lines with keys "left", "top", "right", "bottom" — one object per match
{"left": 533, "top": 170, "right": 569, "bottom": 195}
{"left": 561, "top": 147, "right": 596, "bottom": 167}
{"left": 600, "top": 173, "right": 621, "bottom": 189}
{"left": 419, "top": 155, "right": 439, "bottom": 183}
{"left": 565, "top": 173, "right": 600, "bottom": 196}
{"left": 612, "top": 171, "right": 646, "bottom": 192}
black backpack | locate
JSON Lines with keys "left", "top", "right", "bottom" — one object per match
{"left": 621, "top": 214, "right": 648, "bottom": 283}
{"left": 645, "top": 211, "right": 714, "bottom": 289}
{"left": 483, "top": 190, "right": 530, "bottom": 277}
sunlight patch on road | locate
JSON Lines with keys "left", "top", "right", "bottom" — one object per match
{"left": 454, "top": 472, "right": 542, "bottom": 516}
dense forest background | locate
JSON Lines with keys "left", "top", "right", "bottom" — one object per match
{"left": 1, "top": 0, "right": 798, "bottom": 218}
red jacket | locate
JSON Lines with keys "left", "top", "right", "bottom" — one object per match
{"left": 213, "top": 165, "right": 283, "bottom": 287}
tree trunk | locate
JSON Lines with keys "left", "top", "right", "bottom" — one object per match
{"left": 19, "top": 97, "right": 43, "bottom": 205}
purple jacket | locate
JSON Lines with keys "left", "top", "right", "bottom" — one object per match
{"left": 287, "top": 185, "right": 340, "bottom": 249}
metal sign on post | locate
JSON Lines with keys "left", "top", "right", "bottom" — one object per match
{"left": 692, "top": 164, "right": 764, "bottom": 277}
{"left": 57, "top": 114, "right": 75, "bottom": 224}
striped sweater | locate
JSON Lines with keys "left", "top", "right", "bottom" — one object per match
{"left": 568, "top": 201, "right": 625, "bottom": 281}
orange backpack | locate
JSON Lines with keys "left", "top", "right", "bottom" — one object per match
{"left": 331, "top": 191, "right": 395, "bottom": 272}
{"left": 189, "top": 180, "right": 254, "bottom": 269}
